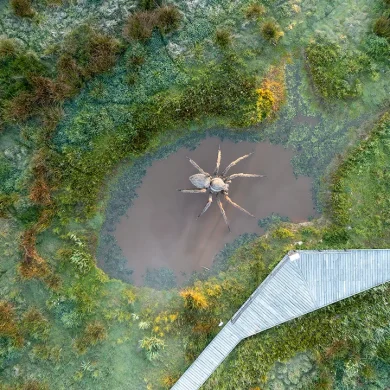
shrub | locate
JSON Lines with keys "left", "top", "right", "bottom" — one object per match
{"left": 139, "top": 336, "right": 165, "bottom": 361}
{"left": 365, "top": 34, "right": 390, "bottom": 60}
{"left": 59, "top": 25, "right": 121, "bottom": 78}
{"left": 180, "top": 288, "right": 209, "bottom": 310}
{"left": 245, "top": 3, "right": 266, "bottom": 20}
{"left": 74, "top": 321, "right": 107, "bottom": 354}
{"left": 261, "top": 21, "right": 283, "bottom": 44}
{"left": 155, "top": 5, "right": 182, "bottom": 33}
{"left": 0, "top": 39, "right": 47, "bottom": 124}
{"left": 123, "top": 6, "right": 181, "bottom": 41}
{"left": 0, "top": 301, "right": 23, "bottom": 346}
{"left": 215, "top": 29, "right": 232, "bottom": 48}
{"left": 374, "top": 15, "right": 390, "bottom": 40}
{"left": 21, "top": 307, "right": 49, "bottom": 340}
{"left": 10, "top": 0, "right": 35, "bottom": 17}
{"left": 0, "top": 193, "right": 17, "bottom": 218}
{"left": 123, "top": 11, "right": 157, "bottom": 41}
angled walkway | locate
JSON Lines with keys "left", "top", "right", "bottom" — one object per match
{"left": 171, "top": 249, "right": 390, "bottom": 390}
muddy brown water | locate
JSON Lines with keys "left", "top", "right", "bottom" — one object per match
{"left": 114, "top": 138, "right": 316, "bottom": 285}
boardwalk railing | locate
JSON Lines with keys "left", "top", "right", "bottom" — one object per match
{"left": 172, "top": 249, "right": 390, "bottom": 390}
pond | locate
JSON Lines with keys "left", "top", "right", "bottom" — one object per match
{"left": 113, "top": 137, "right": 316, "bottom": 285}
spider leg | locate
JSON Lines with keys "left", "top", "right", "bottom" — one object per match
{"left": 224, "top": 194, "right": 255, "bottom": 218}
{"left": 227, "top": 173, "right": 264, "bottom": 180}
{"left": 213, "top": 145, "right": 222, "bottom": 175}
{"left": 178, "top": 188, "right": 207, "bottom": 193}
{"left": 216, "top": 195, "right": 230, "bottom": 232}
{"left": 186, "top": 156, "right": 209, "bottom": 175}
{"left": 222, "top": 152, "right": 253, "bottom": 176}
{"left": 198, "top": 193, "right": 213, "bottom": 218}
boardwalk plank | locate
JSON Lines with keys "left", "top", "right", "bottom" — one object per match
{"left": 171, "top": 250, "right": 390, "bottom": 390}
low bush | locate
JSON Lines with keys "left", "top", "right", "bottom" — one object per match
{"left": 74, "top": 321, "right": 107, "bottom": 354}
{"left": 261, "top": 21, "right": 283, "bottom": 44}
{"left": 139, "top": 336, "right": 165, "bottom": 361}
{"left": 10, "top": 0, "right": 35, "bottom": 17}
{"left": 123, "top": 5, "right": 181, "bottom": 41}
{"left": 374, "top": 14, "right": 390, "bottom": 40}
{"left": 21, "top": 307, "right": 49, "bottom": 340}
{"left": 364, "top": 34, "right": 390, "bottom": 60}
{"left": 214, "top": 29, "right": 232, "bottom": 48}
{"left": 245, "top": 3, "right": 266, "bottom": 20}
{"left": 124, "top": 11, "right": 158, "bottom": 41}
{"left": 156, "top": 5, "right": 182, "bottom": 33}
{"left": 0, "top": 301, "right": 23, "bottom": 346}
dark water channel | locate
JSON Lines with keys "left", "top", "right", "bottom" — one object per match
{"left": 114, "top": 138, "right": 316, "bottom": 285}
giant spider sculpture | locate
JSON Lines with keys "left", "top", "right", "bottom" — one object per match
{"left": 178, "top": 146, "right": 264, "bottom": 231}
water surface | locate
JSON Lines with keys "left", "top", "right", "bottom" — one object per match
{"left": 114, "top": 138, "right": 316, "bottom": 285}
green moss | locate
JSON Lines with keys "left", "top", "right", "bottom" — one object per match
{"left": 327, "top": 112, "right": 390, "bottom": 247}
{"left": 306, "top": 38, "right": 371, "bottom": 99}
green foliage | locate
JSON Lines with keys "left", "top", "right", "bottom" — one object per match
{"left": 327, "top": 112, "right": 390, "bottom": 247}
{"left": 0, "top": 39, "right": 46, "bottom": 102}
{"left": 364, "top": 34, "right": 390, "bottom": 60}
{"left": 67, "top": 234, "right": 95, "bottom": 274}
{"left": 0, "top": 193, "right": 17, "bottom": 218}
{"left": 306, "top": 38, "right": 370, "bottom": 99}
{"left": 0, "top": 39, "right": 47, "bottom": 126}
{"left": 139, "top": 336, "right": 165, "bottom": 361}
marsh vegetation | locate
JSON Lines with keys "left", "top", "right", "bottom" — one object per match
{"left": 0, "top": 0, "right": 390, "bottom": 389}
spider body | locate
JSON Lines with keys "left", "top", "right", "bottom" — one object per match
{"left": 178, "top": 146, "right": 264, "bottom": 231}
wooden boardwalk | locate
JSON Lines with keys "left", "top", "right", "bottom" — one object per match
{"left": 171, "top": 249, "right": 390, "bottom": 390}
